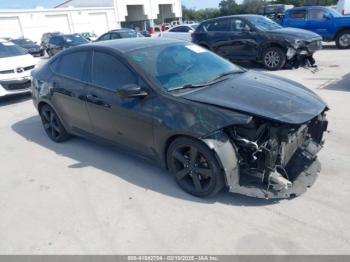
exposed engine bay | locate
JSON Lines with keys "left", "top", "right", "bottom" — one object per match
{"left": 203, "top": 111, "right": 328, "bottom": 199}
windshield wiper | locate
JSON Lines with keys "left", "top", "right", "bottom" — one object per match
{"left": 168, "top": 70, "right": 245, "bottom": 92}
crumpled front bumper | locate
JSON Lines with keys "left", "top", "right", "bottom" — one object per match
{"left": 203, "top": 131, "right": 322, "bottom": 200}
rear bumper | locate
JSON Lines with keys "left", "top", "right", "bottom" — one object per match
{"left": 0, "top": 78, "right": 32, "bottom": 97}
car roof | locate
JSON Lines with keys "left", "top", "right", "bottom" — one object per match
{"left": 87, "top": 37, "right": 184, "bottom": 53}
{"left": 202, "top": 14, "right": 263, "bottom": 23}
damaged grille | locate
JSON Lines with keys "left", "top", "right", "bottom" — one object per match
{"left": 227, "top": 112, "right": 327, "bottom": 192}
{"left": 307, "top": 40, "right": 322, "bottom": 52}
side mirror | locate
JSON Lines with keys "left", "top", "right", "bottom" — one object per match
{"left": 117, "top": 84, "right": 148, "bottom": 98}
{"left": 188, "top": 29, "right": 194, "bottom": 33}
{"left": 324, "top": 13, "right": 331, "bottom": 20}
{"left": 242, "top": 27, "right": 253, "bottom": 33}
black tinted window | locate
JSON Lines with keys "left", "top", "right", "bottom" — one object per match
{"left": 206, "top": 19, "right": 230, "bottom": 32}
{"left": 309, "top": 9, "right": 326, "bottom": 20}
{"left": 98, "top": 34, "right": 110, "bottom": 41}
{"left": 50, "top": 36, "right": 64, "bottom": 45}
{"left": 110, "top": 33, "right": 120, "bottom": 39}
{"left": 230, "top": 19, "right": 250, "bottom": 32}
{"left": 289, "top": 10, "right": 307, "bottom": 20}
{"left": 92, "top": 52, "right": 136, "bottom": 91}
{"left": 55, "top": 51, "right": 89, "bottom": 80}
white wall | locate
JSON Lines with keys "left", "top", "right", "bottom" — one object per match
{"left": 58, "top": 0, "right": 182, "bottom": 21}
{"left": 0, "top": 7, "right": 119, "bottom": 42}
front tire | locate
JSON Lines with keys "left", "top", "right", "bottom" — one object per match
{"left": 40, "top": 104, "right": 70, "bottom": 143}
{"left": 167, "top": 137, "right": 224, "bottom": 197}
{"left": 336, "top": 30, "right": 350, "bottom": 49}
{"left": 262, "top": 47, "right": 286, "bottom": 70}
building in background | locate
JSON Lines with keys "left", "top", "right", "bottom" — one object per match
{"left": 0, "top": 0, "right": 182, "bottom": 41}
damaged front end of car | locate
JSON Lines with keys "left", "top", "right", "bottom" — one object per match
{"left": 285, "top": 38, "right": 322, "bottom": 69}
{"left": 202, "top": 110, "right": 328, "bottom": 199}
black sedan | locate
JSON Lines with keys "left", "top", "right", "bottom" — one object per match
{"left": 46, "top": 34, "right": 89, "bottom": 57}
{"left": 192, "top": 15, "right": 322, "bottom": 70}
{"left": 31, "top": 38, "right": 328, "bottom": 199}
{"left": 11, "top": 38, "right": 45, "bottom": 57}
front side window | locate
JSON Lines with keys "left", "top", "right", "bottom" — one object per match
{"left": 55, "top": 51, "right": 90, "bottom": 81}
{"left": 92, "top": 51, "right": 136, "bottom": 91}
{"left": 98, "top": 34, "right": 111, "bottom": 41}
{"left": 110, "top": 33, "right": 121, "bottom": 40}
{"left": 289, "top": 10, "right": 307, "bottom": 20}
{"left": 128, "top": 43, "right": 243, "bottom": 90}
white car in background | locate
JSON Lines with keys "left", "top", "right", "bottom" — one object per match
{"left": 337, "top": 0, "right": 350, "bottom": 15}
{"left": 0, "top": 39, "right": 39, "bottom": 97}
{"left": 159, "top": 24, "right": 199, "bottom": 42}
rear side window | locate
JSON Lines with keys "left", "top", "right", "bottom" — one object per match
{"left": 206, "top": 19, "right": 230, "bottom": 32}
{"left": 98, "top": 34, "right": 110, "bottom": 41}
{"left": 289, "top": 10, "right": 307, "bottom": 20}
{"left": 92, "top": 51, "right": 136, "bottom": 91}
{"left": 54, "top": 51, "right": 90, "bottom": 81}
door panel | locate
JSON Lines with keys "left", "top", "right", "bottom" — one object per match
{"left": 225, "top": 18, "right": 258, "bottom": 59}
{"left": 307, "top": 9, "right": 333, "bottom": 39}
{"left": 50, "top": 50, "right": 92, "bottom": 132}
{"left": 86, "top": 50, "right": 154, "bottom": 154}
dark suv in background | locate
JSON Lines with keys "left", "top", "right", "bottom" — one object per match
{"left": 192, "top": 15, "right": 322, "bottom": 70}
{"left": 46, "top": 34, "right": 89, "bottom": 57}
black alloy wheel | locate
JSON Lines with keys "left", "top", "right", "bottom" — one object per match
{"left": 167, "top": 137, "right": 224, "bottom": 197}
{"left": 262, "top": 47, "right": 286, "bottom": 70}
{"left": 40, "top": 104, "right": 70, "bottom": 143}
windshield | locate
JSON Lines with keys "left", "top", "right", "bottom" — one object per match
{"left": 246, "top": 16, "right": 282, "bottom": 31}
{"left": 127, "top": 43, "right": 243, "bottom": 91}
{"left": 119, "top": 30, "right": 138, "bottom": 38}
{"left": 12, "top": 38, "right": 35, "bottom": 45}
{"left": 63, "top": 34, "right": 88, "bottom": 44}
{"left": 0, "top": 42, "right": 27, "bottom": 58}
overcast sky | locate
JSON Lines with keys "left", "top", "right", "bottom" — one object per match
{"left": 0, "top": 0, "right": 225, "bottom": 9}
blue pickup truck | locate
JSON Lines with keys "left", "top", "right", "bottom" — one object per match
{"left": 278, "top": 6, "right": 350, "bottom": 49}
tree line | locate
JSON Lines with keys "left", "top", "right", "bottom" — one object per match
{"left": 182, "top": 0, "right": 337, "bottom": 21}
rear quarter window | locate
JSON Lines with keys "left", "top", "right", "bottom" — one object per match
{"left": 53, "top": 51, "right": 90, "bottom": 81}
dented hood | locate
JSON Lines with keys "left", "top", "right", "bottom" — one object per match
{"left": 182, "top": 71, "right": 327, "bottom": 125}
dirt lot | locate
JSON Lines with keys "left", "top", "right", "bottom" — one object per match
{"left": 0, "top": 44, "right": 350, "bottom": 254}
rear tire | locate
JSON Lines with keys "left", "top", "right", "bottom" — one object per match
{"left": 167, "top": 137, "right": 224, "bottom": 197}
{"left": 40, "top": 104, "right": 70, "bottom": 143}
{"left": 336, "top": 30, "right": 350, "bottom": 49}
{"left": 262, "top": 47, "right": 286, "bottom": 70}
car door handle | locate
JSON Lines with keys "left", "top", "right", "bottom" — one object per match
{"left": 86, "top": 94, "right": 110, "bottom": 108}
